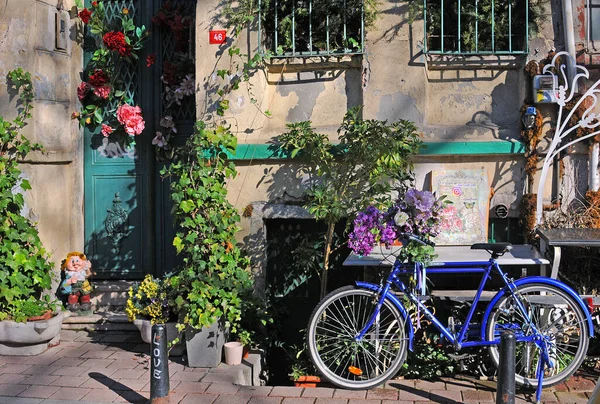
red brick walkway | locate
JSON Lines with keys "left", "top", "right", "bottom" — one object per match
{"left": 0, "top": 330, "right": 597, "bottom": 403}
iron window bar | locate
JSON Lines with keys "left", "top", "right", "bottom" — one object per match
{"left": 424, "top": 0, "right": 529, "bottom": 55}
{"left": 258, "top": 0, "right": 366, "bottom": 58}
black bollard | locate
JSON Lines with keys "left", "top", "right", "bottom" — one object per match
{"left": 150, "top": 324, "right": 170, "bottom": 404}
{"left": 496, "top": 331, "right": 516, "bottom": 404}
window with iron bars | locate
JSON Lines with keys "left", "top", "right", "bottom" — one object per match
{"left": 424, "top": 0, "right": 529, "bottom": 54}
{"left": 589, "top": 0, "right": 600, "bottom": 44}
{"left": 258, "top": 0, "right": 365, "bottom": 57}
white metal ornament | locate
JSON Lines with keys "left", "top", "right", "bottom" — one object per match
{"left": 535, "top": 51, "right": 600, "bottom": 224}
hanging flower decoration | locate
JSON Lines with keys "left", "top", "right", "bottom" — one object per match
{"left": 73, "top": 1, "right": 149, "bottom": 147}
{"left": 151, "top": 3, "right": 195, "bottom": 160}
{"left": 349, "top": 188, "right": 449, "bottom": 265}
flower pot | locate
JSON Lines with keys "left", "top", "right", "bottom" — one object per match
{"left": 293, "top": 375, "right": 321, "bottom": 388}
{"left": 243, "top": 345, "right": 250, "bottom": 359}
{"left": 27, "top": 310, "right": 52, "bottom": 322}
{"left": 0, "top": 311, "right": 64, "bottom": 355}
{"left": 185, "top": 321, "right": 226, "bottom": 368}
{"left": 224, "top": 341, "right": 243, "bottom": 365}
{"left": 133, "top": 319, "right": 184, "bottom": 356}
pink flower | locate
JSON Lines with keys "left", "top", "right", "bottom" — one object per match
{"left": 77, "top": 82, "right": 91, "bottom": 100}
{"left": 152, "top": 131, "right": 166, "bottom": 148}
{"left": 93, "top": 85, "right": 111, "bottom": 99}
{"left": 116, "top": 104, "right": 145, "bottom": 135}
{"left": 101, "top": 124, "right": 114, "bottom": 137}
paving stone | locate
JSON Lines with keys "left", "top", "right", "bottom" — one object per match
{"left": 554, "top": 391, "right": 589, "bottom": 403}
{"left": 79, "top": 376, "right": 117, "bottom": 389}
{"left": 301, "top": 388, "right": 335, "bottom": 398}
{"left": 551, "top": 382, "right": 570, "bottom": 393}
{"left": 17, "top": 385, "right": 59, "bottom": 398}
{"left": 106, "top": 358, "right": 144, "bottom": 370}
{"left": 429, "top": 389, "right": 462, "bottom": 402}
{"left": 52, "top": 366, "right": 94, "bottom": 376}
{"left": 366, "top": 389, "right": 399, "bottom": 400}
{"left": 385, "top": 378, "right": 416, "bottom": 389}
{"left": 566, "top": 376, "right": 597, "bottom": 392}
{"left": 348, "top": 400, "right": 381, "bottom": 404}
{"left": 270, "top": 386, "right": 304, "bottom": 397}
{"left": 462, "top": 389, "right": 494, "bottom": 402}
{"left": 169, "top": 371, "right": 204, "bottom": 382}
{"left": 80, "top": 388, "right": 121, "bottom": 402}
{"left": 0, "top": 355, "right": 28, "bottom": 364}
{"left": 20, "top": 375, "right": 60, "bottom": 385}
{"left": 397, "top": 388, "right": 430, "bottom": 401}
{"left": 381, "top": 401, "right": 413, "bottom": 404}
{"left": 0, "top": 364, "right": 32, "bottom": 374}
{"left": 179, "top": 393, "right": 219, "bottom": 404}
{"left": 102, "top": 333, "right": 138, "bottom": 343}
{"left": 237, "top": 386, "right": 275, "bottom": 396}
{"left": 166, "top": 390, "right": 186, "bottom": 404}
{"left": 442, "top": 377, "right": 478, "bottom": 391}
{"left": 248, "top": 397, "right": 284, "bottom": 404}
{"left": 113, "top": 390, "right": 150, "bottom": 403}
{"left": 20, "top": 365, "right": 56, "bottom": 376}
{"left": 22, "top": 354, "right": 61, "bottom": 366}
{"left": 140, "top": 380, "right": 180, "bottom": 392}
{"left": 314, "top": 398, "right": 348, "bottom": 404}
{"left": 80, "top": 358, "right": 114, "bottom": 369}
{"left": 49, "top": 386, "right": 92, "bottom": 400}
{"left": 51, "top": 357, "right": 87, "bottom": 367}
{"left": 171, "top": 381, "right": 211, "bottom": 394}
{"left": 110, "top": 368, "right": 147, "bottom": 379}
{"left": 0, "top": 373, "right": 29, "bottom": 384}
{"left": 282, "top": 399, "right": 317, "bottom": 404}
{"left": 112, "top": 378, "right": 148, "bottom": 391}
{"left": 213, "top": 396, "right": 251, "bottom": 404}
{"left": 206, "top": 382, "right": 242, "bottom": 395}
{"left": 50, "top": 375, "right": 89, "bottom": 387}
{"left": 333, "top": 389, "right": 366, "bottom": 399}
{"left": 415, "top": 379, "right": 447, "bottom": 391}
{"left": 81, "top": 349, "right": 115, "bottom": 359}
{"left": 60, "top": 330, "right": 81, "bottom": 342}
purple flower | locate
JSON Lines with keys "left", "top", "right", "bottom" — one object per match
{"left": 405, "top": 189, "right": 435, "bottom": 212}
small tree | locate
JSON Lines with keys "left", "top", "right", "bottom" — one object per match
{"left": 279, "top": 107, "right": 423, "bottom": 299}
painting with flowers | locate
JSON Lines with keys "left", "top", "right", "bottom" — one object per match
{"left": 348, "top": 188, "right": 449, "bottom": 265}
{"left": 72, "top": 1, "right": 149, "bottom": 147}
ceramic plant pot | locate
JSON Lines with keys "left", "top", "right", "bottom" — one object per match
{"left": 224, "top": 341, "right": 243, "bottom": 365}
{"left": 293, "top": 375, "right": 321, "bottom": 388}
{"left": 185, "top": 321, "right": 226, "bottom": 368}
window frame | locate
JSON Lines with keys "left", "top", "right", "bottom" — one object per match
{"left": 588, "top": 0, "right": 600, "bottom": 51}
{"left": 423, "top": 0, "right": 530, "bottom": 55}
{"left": 257, "top": 0, "right": 366, "bottom": 58}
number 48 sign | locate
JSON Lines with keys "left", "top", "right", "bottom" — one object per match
{"left": 209, "top": 30, "right": 226, "bottom": 44}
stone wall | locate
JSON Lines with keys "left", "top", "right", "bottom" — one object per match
{"left": 0, "top": 0, "right": 83, "bottom": 285}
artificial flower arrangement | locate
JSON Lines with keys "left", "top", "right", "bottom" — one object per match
{"left": 348, "top": 188, "right": 449, "bottom": 265}
{"left": 73, "top": 1, "right": 149, "bottom": 146}
{"left": 126, "top": 274, "right": 177, "bottom": 324}
{"left": 150, "top": 2, "right": 196, "bottom": 160}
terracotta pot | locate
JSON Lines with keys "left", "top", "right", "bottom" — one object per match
{"left": 294, "top": 375, "right": 321, "bottom": 388}
{"left": 27, "top": 310, "right": 52, "bottom": 322}
{"left": 242, "top": 345, "right": 249, "bottom": 359}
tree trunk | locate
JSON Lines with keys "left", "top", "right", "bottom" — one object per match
{"left": 320, "top": 222, "right": 335, "bottom": 300}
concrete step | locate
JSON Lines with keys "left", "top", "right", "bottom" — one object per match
{"left": 89, "top": 280, "right": 134, "bottom": 311}
{"left": 62, "top": 309, "right": 136, "bottom": 331}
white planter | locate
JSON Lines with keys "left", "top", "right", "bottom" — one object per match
{"left": 133, "top": 319, "right": 184, "bottom": 356}
{"left": 224, "top": 341, "right": 243, "bottom": 365}
{"left": 0, "top": 311, "right": 64, "bottom": 355}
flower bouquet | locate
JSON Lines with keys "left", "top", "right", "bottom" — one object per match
{"left": 349, "top": 188, "right": 448, "bottom": 265}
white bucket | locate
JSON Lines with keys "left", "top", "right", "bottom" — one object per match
{"left": 223, "top": 341, "right": 244, "bottom": 366}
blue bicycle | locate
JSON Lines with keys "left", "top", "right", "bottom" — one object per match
{"left": 307, "top": 235, "right": 594, "bottom": 395}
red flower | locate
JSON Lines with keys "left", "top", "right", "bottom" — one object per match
{"left": 78, "top": 8, "right": 92, "bottom": 24}
{"left": 77, "top": 82, "right": 91, "bottom": 100}
{"left": 88, "top": 69, "right": 109, "bottom": 87}
{"left": 103, "top": 31, "right": 132, "bottom": 57}
{"left": 101, "top": 124, "right": 114, "bottom": 137}
{"left": 146, "top": 54, "right": 156, "bottom": 67}
{"left": 93, "top": 85, "right": 111, "bottom": 99}
{"left": 116, "top": 104, "right": 145, "bottom": 135}
{"left": 92, "top": 1, "right": 98, "bottom": 7}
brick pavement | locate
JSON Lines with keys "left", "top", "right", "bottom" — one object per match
{"left": 0, "top": 330, "right": 597, "bottom": 403}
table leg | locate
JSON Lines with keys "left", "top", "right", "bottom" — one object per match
{"left": 550, "top": 246, "right": 561, "bottom": 279}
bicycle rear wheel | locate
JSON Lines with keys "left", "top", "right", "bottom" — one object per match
{"left": 307, "top": 286, "right": 408, "bottom": 389}
{"left": 485, "top": 283, "right": 589, "bottom": 388}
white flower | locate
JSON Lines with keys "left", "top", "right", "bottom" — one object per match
{"left": 394, "top": 211, "right": 409, "bottom": 226}
{"left": 160, "top": 115, "right": 177, "bottom": 133}
{"left": 179, "top": 74, "right": 195, "bottom": 96}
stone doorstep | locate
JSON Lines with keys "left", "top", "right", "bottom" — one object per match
{"left": 199, "top": 353, "right": 263, "bottom": 387}
{"left": 61, "top": 311, "right": 136, "bottom": 332}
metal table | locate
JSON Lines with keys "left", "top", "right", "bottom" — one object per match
{"left": 537, "top": 228, "right": 600, "bottom": 279}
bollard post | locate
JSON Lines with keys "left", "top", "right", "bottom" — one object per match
{"left": 496, "top": 331, "right": 516, "bottom": 404}
{"left": 150, "top": 324, "right": 170, "bottom": 404}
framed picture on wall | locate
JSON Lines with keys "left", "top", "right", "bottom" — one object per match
{"left": 432, "top": 169, "right": 490, "bottom": 245}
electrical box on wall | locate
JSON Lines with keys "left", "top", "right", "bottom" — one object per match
{"left": 532, "top": 75, "right": 558, "bottom": 103}
{"left": 55, "top": 12, "right": 68, "bottom": 51}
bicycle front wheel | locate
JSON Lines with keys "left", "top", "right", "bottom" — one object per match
{"left": 307, "top": 286, "right": 408, "bottom": 389}
{"left": 485, "top": 283, "right": 589, "bottom": 388}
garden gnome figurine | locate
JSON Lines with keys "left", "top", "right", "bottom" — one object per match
{"left": 60, "top": 252, "right": 93, "bottom": 312}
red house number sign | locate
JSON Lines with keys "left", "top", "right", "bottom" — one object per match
{"left": 209, "top": 30, "right": 226, "bottom": 44}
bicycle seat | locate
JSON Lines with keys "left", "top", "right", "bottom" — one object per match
{"left": 470, "top": 242, "right": 513, "bottom": 256}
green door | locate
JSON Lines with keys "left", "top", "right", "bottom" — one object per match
{"left": 84, "top": 0, "right": 195, "bottom": 279}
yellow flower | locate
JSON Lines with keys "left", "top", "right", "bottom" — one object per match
{"left": 122, "top": 7, "right": 129, "bottom": 15}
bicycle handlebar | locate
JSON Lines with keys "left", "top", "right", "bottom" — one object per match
{"left": 401, "top": 233, "right": 436, "bottom": 247}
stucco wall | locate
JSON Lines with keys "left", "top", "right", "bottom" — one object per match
{"left": 0, "top": 0, "right": 83, "bottom": 285}
{"left": 194, "top": 0, "right": 567, "bottom": 227}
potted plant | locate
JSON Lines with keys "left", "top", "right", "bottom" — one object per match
{"left": 126, "top": 274, "right": 183, "bottom": 356}
{"left": 0, "top": 69, "right": 64, "bottom": 355}
{"left": 236, "top": 328, "right": 253, "bottom": 359}
{"left": 164, "top": 121, "right": 253, "bottom": 367}
{"left": 287, "top": 343, "right": 321, "bottom": 387}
